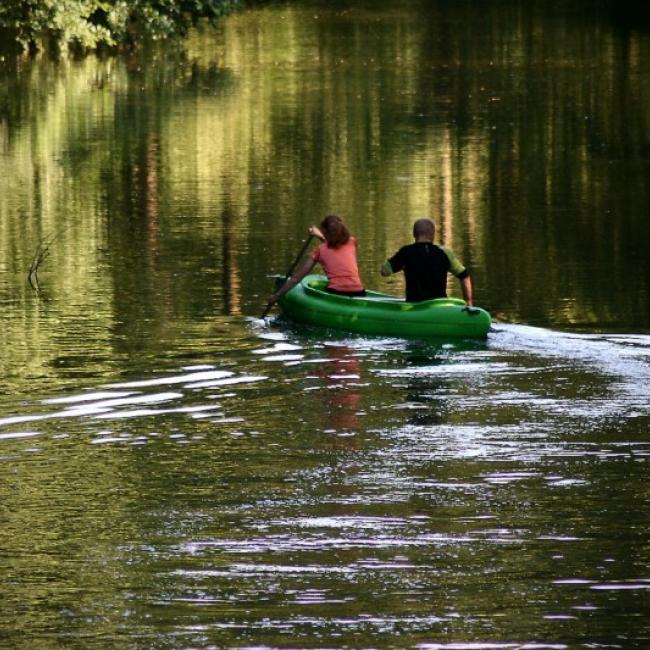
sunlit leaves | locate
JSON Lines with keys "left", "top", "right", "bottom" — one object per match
{"left": 0, "top": 0, "right": 239, "bottom": 52}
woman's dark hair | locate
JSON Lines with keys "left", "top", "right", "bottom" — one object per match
{"left": 321, "top": 214, "right": 350, "bottom": 248}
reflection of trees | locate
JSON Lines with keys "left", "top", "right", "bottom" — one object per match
{"left": 409, "top": 1, "right": 649, "bottom": 326}
{"left": 1, "top": 0, "right": 649, "bottom": 381}
{"left": 0, "top": 46, "right": 242, "bottom": 377}
{"left": 221, "top": 203, "right": 242, "bottom": 315}
{"left": 199, "top": 2, "right": 647, "bottom": 327}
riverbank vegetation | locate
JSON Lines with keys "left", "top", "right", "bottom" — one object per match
{"left": 0, "top": 0, "right": 239, "bottom": 53}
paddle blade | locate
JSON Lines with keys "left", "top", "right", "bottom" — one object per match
{"left": 260, "top": 302, "right": 274, "bottom": 319}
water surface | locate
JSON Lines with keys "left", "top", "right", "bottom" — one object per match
{"left": 1, "top": 1, "right": 649, "bottom": 647}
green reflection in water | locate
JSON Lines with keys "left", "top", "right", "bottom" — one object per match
{"left": 1, "top": 2, "right": 649, "bottom": 379}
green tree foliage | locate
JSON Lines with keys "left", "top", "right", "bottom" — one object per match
{"left": 0, "top": 0, "right": 239, "bottom": 52}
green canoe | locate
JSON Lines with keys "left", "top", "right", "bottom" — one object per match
{"left": 278, "top": 275, "right": 491, "bottom": 339}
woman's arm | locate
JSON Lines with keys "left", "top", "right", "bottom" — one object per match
{"left": 309, "top": 225, "right": 326, "bottom": 242}
{"left": 268, "top": 257, "right": 317, "bottom": 305}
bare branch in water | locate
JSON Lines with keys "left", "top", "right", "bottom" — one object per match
{"left": 27, "top": 230, "right": 67, "bottom": 294}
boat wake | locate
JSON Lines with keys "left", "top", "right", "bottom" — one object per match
{"left": 490, "top": 323, "right": 650, "bottom": 396}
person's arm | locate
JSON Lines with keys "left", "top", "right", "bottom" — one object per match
{"left": 442, "top": 246, "right": 474, "bottom": 307}
{"left": 382, "top": 248, "right": 404, "bottom": 277}
{"left": 268, "top": 257, "right": 317, "bottom": 305}
{"left": 309, "top": 225, "right": 326, "bottom": 242}
{"left": 380, "top": 260, "right": 393, "bottom": 277}
{"left": 459, "top": 275, "right": 473, "bottom": 307}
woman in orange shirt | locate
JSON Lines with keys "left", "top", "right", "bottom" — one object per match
{"left": 268, "top": 215, "right": 365, "bottom": 306}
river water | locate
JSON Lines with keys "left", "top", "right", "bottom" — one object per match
{"left": 1, "top": 1, "right": 649, "bottom": 647}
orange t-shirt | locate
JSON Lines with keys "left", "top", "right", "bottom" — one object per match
{"left": 311, "top": 238, "right": 364, "bottom": 292}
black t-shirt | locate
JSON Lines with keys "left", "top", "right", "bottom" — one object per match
{"left": 388, "top": 242, "right": 468, "bottom": 302}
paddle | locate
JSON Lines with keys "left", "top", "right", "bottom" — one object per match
{"left": 260, "top": 234, "right": 314, "bottom": 318}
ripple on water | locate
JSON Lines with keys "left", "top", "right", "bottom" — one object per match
{"left": 0, "top": 431, "right": 41, "bottom": 440}
{"left": 416, "top": 645, "right": 567, "bottom": 650}
{"left": 493, "top": 325, "right": 650, "bottom": 388}
{"left": 106, "top": 369, "right": 234, "bottom": 387}
{"left": 1, "top": 323, "right": 649, "bottom": 647}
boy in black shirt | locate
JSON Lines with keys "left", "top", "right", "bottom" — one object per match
{"left": 381, "top": 218, "right": 474, "bottom": 305}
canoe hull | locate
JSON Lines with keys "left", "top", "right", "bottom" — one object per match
{"left": 278, "top": 275, "right": 491, "bottom": 339}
